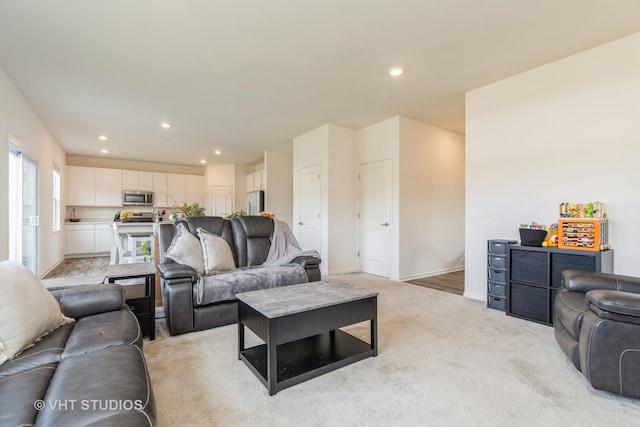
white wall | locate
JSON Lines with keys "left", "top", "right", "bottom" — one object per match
{"left": 264, "top": 151, "right": 293, "bottom": 227}
{"left": 327, "top": 125, "right": 357, "bottom": 273}
{"left": 357, "top": 116, "right": 465, "bottom": 281}
{"left": 293, "top": 124, "right": 358, "bottom": 274}
{"left": 0, "top": 66, "right": 67, "bottom": 276}
{"left": 398, "top": 117, "right": 465, "bottom": 280}
{"left": 465, "top": 32, "right": 640, "bottom": 301}
{"left": 357, "top": 117, "right": 400, "bottom": 278}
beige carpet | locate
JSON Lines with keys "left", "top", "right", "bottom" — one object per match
{"left": 143, "top": 273, "right": 640, "bottom": 426}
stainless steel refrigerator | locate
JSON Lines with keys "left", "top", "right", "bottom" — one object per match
{"left": 246, "top": 190, "right": 265, "bottom": 215}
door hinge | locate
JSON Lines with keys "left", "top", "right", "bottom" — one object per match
{"left": 357, "top": 251, "right": 360, "bottom": 257}
{"left": 357, "top": 212, "right": 360, "bottom": 219}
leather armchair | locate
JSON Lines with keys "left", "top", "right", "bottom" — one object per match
{"left": 554, "top": 270, "right": 640, "bottom": 399}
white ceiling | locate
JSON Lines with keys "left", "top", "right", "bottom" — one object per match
{"left": 1, "top": 1, "right": 640, "bottom": 166}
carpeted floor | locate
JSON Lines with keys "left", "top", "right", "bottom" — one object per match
{"left": 143, "top": 273, "right": 640, "bottom": 426}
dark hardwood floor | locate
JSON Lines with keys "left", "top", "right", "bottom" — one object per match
{"left": 406, "top": 270, "right": 464, "bottom": 295}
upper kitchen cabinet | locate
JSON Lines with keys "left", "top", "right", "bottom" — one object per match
{"left": 246, "top": 170, "right": 264, "bottom": 193}
{"left": 167, "top": 173, "right": 186, "bottom": 207}
{"left": 122, "top": 170, "right": 153, "bottom": 192}
{"left": 68, "top": 166, "right": 122, "bottom": 207}
{"left": 68, "top": 166, "right": 96, "bottom": 206}
{"left": 95, "top": 168, "right": 122, "bottom": 206}
{"left": 185, "top": 175, "right": 204, "bottom": 205}
{"left": 153, "top": 172, "right": 168, "bottom": 207}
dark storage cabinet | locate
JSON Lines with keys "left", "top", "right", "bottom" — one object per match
{"left": 487, "top": 240, "right": 516, "bottom": 311}
{"left": 507, "top": 245, "right": 613, "bottom": 325}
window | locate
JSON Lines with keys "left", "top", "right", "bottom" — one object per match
{"left": 53, "top": 165, "right": 61, "bottom": 231}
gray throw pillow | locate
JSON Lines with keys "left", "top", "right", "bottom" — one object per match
{"left": 197, "top": 227, "right": 236, "bottom": 275}
{"left": 165, "top": 223, "right": 205, "bottom": 276}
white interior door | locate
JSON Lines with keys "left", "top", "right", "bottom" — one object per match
{"left": 359, "top": 159, "right": 391, "bottom": 277}
{"left": 211, "top": 185, "right": 233, "bottom": 217}
{"left": 297, "top": 164, "right": 321, "bottom": 251}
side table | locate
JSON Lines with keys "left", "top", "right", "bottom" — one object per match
{"left": 106, "top": 263, "right": 156, "bottom": 340}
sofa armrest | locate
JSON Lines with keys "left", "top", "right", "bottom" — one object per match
{"left": 57, "top": 283, "right": 124, "bottom": 318}
{"left": 158, "top": 263, "right": 198, "bottom": 282}
{"left": 587, "top": 289, "right": 640, "bottom": 323}
{"left": 290, "top": 255, "right": 320, "bottom": 269}
{"left": 562, "top": 270, "right": 640, "bottom": 294}
{"left": 290, "top": 255, "right": 321, "bottom": 282}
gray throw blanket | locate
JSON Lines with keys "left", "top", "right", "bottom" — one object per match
{"left": 263, "top": 218, "right": 320, "bottom": 266}
{"left": 195, "top": 264, "right": 308, "bottom": 306}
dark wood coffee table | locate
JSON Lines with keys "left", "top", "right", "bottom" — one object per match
{"left": 237, "top": 281, "right": 378, "bottom": 395}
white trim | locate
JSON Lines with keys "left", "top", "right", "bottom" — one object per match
{"left": 399, "top": 266, "right": 464, "bottom": 282}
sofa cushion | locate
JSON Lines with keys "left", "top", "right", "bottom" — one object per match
{"left": 198, "top": 227, "right": 236, "bottom": 275}
{"left": 62, "top": 309, "right": 142, "bottom": 358}
{"left": 194, "top": 265, "right": 308, "bottom": 306}
{"left": 0, "top": 260, "right": 73, "bottom": 365}
{"left": 36, "top": 345, "right": 156, "bottom": 426}
{"left": 554, "top": 288, "right": 590, "bottom": 340}
{"left": 165, "top": 223, "right": 205, "bottom": 275}
{"left": 0, "top": 323, "right": 73, "bottom": 378}
{"left": 0, "top": 364, "right": 57, "bottom": 427}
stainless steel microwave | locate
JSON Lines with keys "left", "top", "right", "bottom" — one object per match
{"left": 123, "top": 190, "right": 154, "bottom": 206}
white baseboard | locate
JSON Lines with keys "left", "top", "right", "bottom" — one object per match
{"left": 400, "top": 266, "right": 464, "bottom": 282}
{"left": 40, "top": 257, "right": 65, "bottom": 279}
{"left": 326, "top": 268, "right": 359, "bottom": 275}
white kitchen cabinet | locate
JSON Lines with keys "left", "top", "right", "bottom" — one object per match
{"left": 153, "top": 172, "right": 168, "bottom": 207}
{"left": 123, "top": 170, "right": 153, "bottom": 191}
{"left": 66, "top": 223, "right": 113, "bottom": 255}
{"left": 185, "top": 175, "right": 204, "bottom": 205}
{"left": 68, "top": 166, "right": 96, "bottom": 206}
{"left": 167, "top": 173, "right": 186, "bottom": 207}
{"left": 95, "top": 168, "right": 122, "bottom": 206}
{"left": 94, "top": 224, "right": 113, "bottom": 253}
{"left": 66, "top": 224, "right": 95, "bottom": 254}
{"left": 246, "top": 170, "right": 264, "bottom": 192}
{"left": 68, "top": 166, "right": 121, "bottom": 207}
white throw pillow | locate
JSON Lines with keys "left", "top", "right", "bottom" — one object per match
{"left": 197, "top": 227, "right": 236, "bottom": 275}
{"left": 0, "top": 260, "right": 73, "bottom": 365}
{"left": 165, "top": 223, "right": 205, "bottom": 275}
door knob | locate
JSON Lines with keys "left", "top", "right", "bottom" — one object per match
{"left": 299, "top": 221, "right": 304, "bottom": 225}
{"left": 381, "top": 222, "right": 389, "bottom": 227}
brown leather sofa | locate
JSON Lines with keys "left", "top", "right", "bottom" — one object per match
{"left": 157, "top": 216, "right": 321, "bottom": 335}
{"left": 554, "top": 269, "right": 640, "bottom": 399}
{"left": 0, "top": 283, "right": 156, "bottom": 426}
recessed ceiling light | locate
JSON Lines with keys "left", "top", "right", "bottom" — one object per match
{"left": 214, "top": 150, "right": 221, "bottom": 155}
{"left": 161, "top": 123, "right": 171, "bottom": 129}
{"left": 389, "top": 68, "right": 403, "bottom": 76}
{"left": 101, "top": 149, "right": 109, "bottom": 154}
{"left": 200, "top": 159, "right": 206, "bottom": 164}
{"left": 99, "top": 135, "right": 108, "bottom": 141}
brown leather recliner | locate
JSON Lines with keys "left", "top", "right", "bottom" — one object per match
{"left": 554, "top": 269, "right": 640, "bottom": 399}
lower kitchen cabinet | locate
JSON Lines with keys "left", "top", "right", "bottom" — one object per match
{"left": 66, "top": 223, "right": 113, "bottom": 255}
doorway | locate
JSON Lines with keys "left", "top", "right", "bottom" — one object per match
{"left": 297, "top": 163, "right": 321, "bottom": 252}
{"left": 358, "top": 159, "right": 391, "bottom": 277}
{"left": 211, "top": 185, "right": 233, "bottom": 217}
{"left": 9, "top": 141, "right": 38, "bottom": 274}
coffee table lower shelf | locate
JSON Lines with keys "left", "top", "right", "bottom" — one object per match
{"left": 240, "top": 330, "right": 374, "bottom": 393}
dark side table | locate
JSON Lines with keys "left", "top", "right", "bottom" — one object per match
{"left": 106, "top": 262, "right": 156, "bottom": 340}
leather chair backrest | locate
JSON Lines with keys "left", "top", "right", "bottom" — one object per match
{"left": 230, "top": 216, "right": 273, "bottom": 267}
{"left": 182, "top": 216, "right": 237, "bottom": 265}
{"left": 157, "top": 223, "right": 177, "bottom": 264}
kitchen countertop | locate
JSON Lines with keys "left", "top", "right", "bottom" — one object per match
{"left": 65, "top": 219, "right": 174, "bottom": 225}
